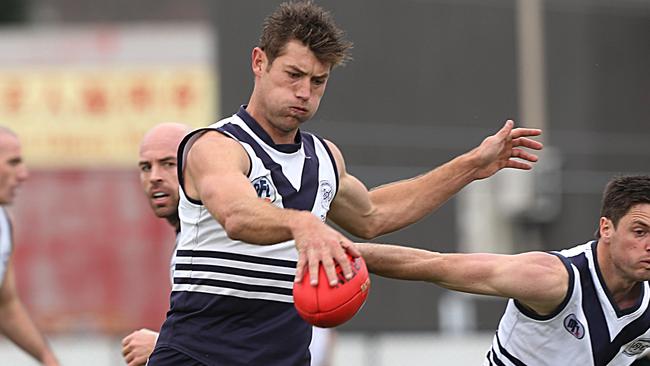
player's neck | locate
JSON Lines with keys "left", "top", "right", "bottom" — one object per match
{"left": 245, "top": 102, "right": 298, "bottom": 145}
{"left": 596, "top": 241, "right": 643, "bottom": 310}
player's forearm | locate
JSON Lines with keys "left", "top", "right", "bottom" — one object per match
{"left": 218, "top": 198, "right": 319, "bottom": 245}
{"left": 366, "top": 152, "right": 480, "bottom": 236}
{"left": 0, "top": 299, "right": 56, "bottom": 364}
{"left": 357, "top": 243, "right": 443, "bottom": 281}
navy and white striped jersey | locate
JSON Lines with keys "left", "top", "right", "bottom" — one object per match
{"left": 0, "top": 207, "right": 12, "bottom": 284}
{"left": 486, "top": 241, "right": 650, "bottom": 366}
{"left": 154, "top": 107, "right": 339, "bottom": 366}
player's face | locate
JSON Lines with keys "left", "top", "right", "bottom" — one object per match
{"left": 0, "top": 133, "right": 28, "bottom": 205}
{"left": 604, "top": 203, "right": 650, "bottom": 281}
{"left": 138, "top": 138, "right": 180, "bottom": 220}
{"left": 254, "top": 40, "right": 330, "bottom": 133}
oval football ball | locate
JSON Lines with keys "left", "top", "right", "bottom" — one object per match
{"left": 293, "top": 255, "right": 371, "bottom": 328}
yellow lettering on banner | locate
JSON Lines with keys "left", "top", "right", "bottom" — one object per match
{"left": 0, "top": 66, "right": 218, "bottom": 168}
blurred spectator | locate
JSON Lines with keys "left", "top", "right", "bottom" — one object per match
{"left": 0, "top": 126, "right": 59, "bottom": 366}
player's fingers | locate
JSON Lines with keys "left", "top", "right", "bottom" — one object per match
{"left": 307, "top": 247, "right": 321, "bottom": 286}
{"left": 495, "top": 120, "right": 514, "bottom": 139}
{"left": 512, "top": 137, "right": 543, "bottom": 150}
{"left": 334, "top": 240, "right": 354, "bottom": 280}
{"left": 294, "top": 250, "right": 307, "bottom": 283}
{"left": 510, "top": 127, "right": 542, "bottom": 139}
{"left": 121, "top": 334, "right": 132, "bottom": 347}
{"left": 321, "top": 255, "right": 339, "bottom": 287}
{"left": 121, "top": 343, "right": 132, "bottom": 357}
{"left": 511, "top": 148, "right": 538, "bottom": 162}
{"left": 343, "top": 241, "right": 361, "bottom": 258}
{"left": 134, "top": 355, "right": 148, "bottom": 366}
{"left": 124, "top": 350, "right": 134, "bottom": 362}
{"left": 505, "top": 159, "right": 533, "bottom": 170}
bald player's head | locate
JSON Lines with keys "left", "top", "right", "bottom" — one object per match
{"left": 138, "top": 123, "right": 191, "bottom": 227}
{"left": 0, "top": 126, "right": 28, "bottom": 205}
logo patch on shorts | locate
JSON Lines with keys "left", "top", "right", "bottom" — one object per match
{"left": 252, "top": 176, "right": 276, "bottom": 203}
{"left": 563, "top": 314, "right": 585, "bottom": 339}
{"left": 624, "top": 339, "right": 650, "bottom": 356}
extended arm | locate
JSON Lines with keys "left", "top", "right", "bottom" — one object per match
{"left": 357, "top": 243, "right": 568, "bottom": 315}
{"left": 0, "top": 259, "right": 59, "bottom": 366}
{"left": 327, "top": 121, "right": 542, "bottom": 239}
{"left": 184, "top": 131, "right": 359, "bottom": 285}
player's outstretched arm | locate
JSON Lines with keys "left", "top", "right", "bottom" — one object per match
{"left": 184, "top": 131, "right": 360, "bottom": 286}
{"left": 121, "top": 328, "right": 159, "bottom": 366}
{"left": 357, "top": 243, "right": 568, "bottom": 316}
{"left": 0, "top": 259, "right": 59, "bottom": 366}
{"left": 326, "top": 121, "right": 542, "bottom": 239}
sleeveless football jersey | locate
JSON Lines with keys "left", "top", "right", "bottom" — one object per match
{"left": 0, "top": 207, "right": 12, "bottom": 284}
{"left": 154, "top": 106, "right": 339, "bottom": 366}
{"left": 486, "top": 241, "right": 650, "bottom": 366}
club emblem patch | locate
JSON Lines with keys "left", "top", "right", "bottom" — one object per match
{"left": 624, "top": 339, "right": 650, "bottom": 356}
{"left": 563, "top": 314, "right": 585, "bottom": 339}
{"left": 252, "top": 176, "right": 276, "bottom": 203}
{"left": 320, "top": 180, "right": 334, "bottom": 210}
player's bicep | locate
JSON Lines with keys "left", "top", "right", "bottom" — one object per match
{"left": 185, "top": 132, "right": 257, "bottom": 223}
{"left": 441, "top": 252, "right": 568, "bottom": 314}
{"left": 323, "top": 140, "right": 375, "bottom": 236}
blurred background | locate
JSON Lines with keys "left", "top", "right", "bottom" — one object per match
{"left": 0, "top": 0, "right": 648, "bottom": 364}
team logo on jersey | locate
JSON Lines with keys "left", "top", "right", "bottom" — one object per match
{"left": 624, "top": 339, "right": 650, "bottom": 356}
{"left": 320, "top": 181, "right": 334, "bottom": 210}
{"left": 252, "top": 176, "right": 276, "bottom": 203}
{"left": 563, "top": 314, "right": 585, "bottom": 339}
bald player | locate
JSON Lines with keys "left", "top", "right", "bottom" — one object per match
{"left": 0, "top": 126, "right": 59, "bottom": 366}
{"left": 121, "top": 123, "right": 191, "bottom": 366}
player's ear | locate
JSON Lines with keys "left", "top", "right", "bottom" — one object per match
{"left": 252, "top": 47, "right": 267, "bottom": 76}
{"left": 599, "top": 217, "right": 613, "bottom": 241}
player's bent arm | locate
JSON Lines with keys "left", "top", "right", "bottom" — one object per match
{"left": 185, "top": 132, "right": 360, "bottom": 285}
{"left": 325, "top": 141, "right": 492, "bottom": 239}
{"left": 0, "top": 259, "right": 59, "bottom": 366}
{"left": 325, "top": 123, "right": 542, "bottom": 239}
{"left": 357, "top": 243, "right": 568, "bottom": 316}
{"left": 185, "top": 131, "right": 317, "bottom": 244}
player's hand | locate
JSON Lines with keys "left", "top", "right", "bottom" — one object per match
{"left": 292, "top": 213, "right": 361, "bottom": 287}
{"left": 121, "top": 328, "right": 159, "bottom": 366}
{"left": 471, "top": 120, "right": 543, "bottom": 179}
{"left": 41, "top": 352, "right": 60, "bottom": 366}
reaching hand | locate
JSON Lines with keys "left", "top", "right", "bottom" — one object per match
{"left": 292, "top": 213, "right": 361, "bottom": 287}
{"left": 41, "top": 352, "right": 59, "bottom": 366}
{"left": 121, "top": 328, "right": 159, "bottom": 366}
{"left": 471, "top": 120, "right": 543, "bottom": 180}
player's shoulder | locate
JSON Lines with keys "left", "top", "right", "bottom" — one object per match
{"left": 555, "top": 241, "right": 593, "bottom": 258}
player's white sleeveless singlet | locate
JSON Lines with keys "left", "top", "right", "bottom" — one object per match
{"left": 486, "top": 241, "right": 650, "bottom": 366}
{"left": 0, "top": 207, "right": 12, "bottom": 284}
{"left": 154, "top": 106, "right": 339, "bottom": 366}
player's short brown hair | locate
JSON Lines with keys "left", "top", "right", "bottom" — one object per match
{"left": 596, "top": 175, "right": 650, "bottom": 238}
{"left": 258, "top": 1, "right": 352, "bottom": 68}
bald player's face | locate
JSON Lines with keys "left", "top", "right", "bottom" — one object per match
{"left": 138, "top": 136, "right": 180, "bottom": 220}
{"left": 0, "top": 133, "right": 28, "bottom": 204}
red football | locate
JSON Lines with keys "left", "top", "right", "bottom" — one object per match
{"left": 293, "top": 255, "right": 371, "bottom": 328}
